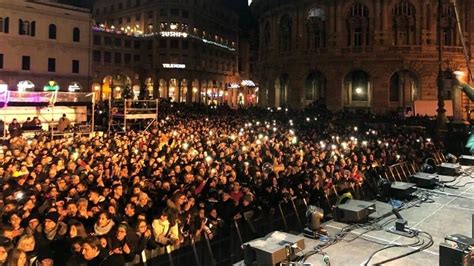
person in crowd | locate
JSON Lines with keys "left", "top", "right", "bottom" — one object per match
{"left": 152, "top": 209, "right": 179, "bottom": 254}
{"left": 135, "top": 219, "right": 157, "bottom": 256}
{"left": 0, "top": 237, "right": 12, "bottom": 265}
{"left": 34, "top": 211, "right": 68, "bottom": 265}
{"left": 8, "top": 119, "right": 21, "bottom": 138}
{"left": 22, "top": 118, "right": 33, "bottom": 130}
{"left": 16, "top": 235, "right": 36, "bottom": 265}
{"left": 6, "top": 248, "right": 28, "bottom": 266}
{"left": 81, "top": 236, "right": 124, "bottom": 266}
{"left": 57, "top": 114, "right": 71, "bottom": 132}
{"left": 68, "top": 220, "right": 88, "bottom": 239}
{"left": 32, "top": 117, "right": 42, "bottom": 130}
{"left": 0, "top": 119, "right": 4, "bottom": 137}
{"left": 93, "top": 211, "right": 115, "bottom": 237}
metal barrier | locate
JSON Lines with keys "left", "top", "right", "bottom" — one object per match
{"left": 141, "top": 198, "right": 310, "bottom": 266}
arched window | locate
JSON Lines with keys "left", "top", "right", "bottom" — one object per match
{"left": 390, "top": 70, "right": 419, "bottom": 105}
{"left": 347, "top": 3, "right": 369, "bottom": 47}
{"left": 19, "top": 20, "right": 35, "bottom": 36}
{"left": 73, "top": 27, "right": 80, "bottom": 42}
{"left": 344, "top": 70, "right": 371, "bottom": 107}
{"left": 263, "top": 21, "right": 271, "bottom": 46}
{"left": 19, "top": 19, "right": 28, "bottom": 35}
{"left": 440, "top": 1, "right": 457, "bottom": 46}
{"left": 305, "top": 71, "right": 326, "bottom": 105}
{"left": 392, "top": 0, "right": 416, "bottom": 45}
{"left": 49, "top": 24, "right": 57, "bottom": 39}
{"left": 279, "top": 15, "right": 292, "bottom": 52}
{"left": 275, "top": 74, "right": 289, "bottom": 107}
{"left": 307, "top": 7, "right": 326, "bottom": 49}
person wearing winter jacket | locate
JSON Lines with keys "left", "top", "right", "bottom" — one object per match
{"left": 81, "top": 236, "right": 124, "bottom": 266}
{"left": 33, "top": 211, "right": 68, "bottom": 265}
{"left": 151, "top": 209, "right": 179, "bottom": 254}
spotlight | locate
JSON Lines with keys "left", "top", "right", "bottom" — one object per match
{"left": 303, "top": 205, "right": 326, "bottom": 239}
{"left": 446, "top": 153, "right": 458, "bottom": 163}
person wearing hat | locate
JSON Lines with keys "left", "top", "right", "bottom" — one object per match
{"left": 34, "top": 211, "right": 68, "bottom": 265}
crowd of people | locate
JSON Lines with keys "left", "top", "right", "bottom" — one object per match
{"left": 0, "top": 103, "right": 442, "bottom": 265}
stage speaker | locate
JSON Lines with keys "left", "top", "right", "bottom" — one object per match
{"left": 439, "top": 243, "right": 472, "bottom": 266}
{"left": 460, "top": 155, "right": 474, "bottom": 166}
{"left": 334, "top": 200, "right": 376, "bottom": 223}
{"left": 437, "top": 163, "right": 461, "bottom": 176}
{"left": 410, "top": 172, "right": 439, "bottom": 188}
{"left": 243, "top": 231, "right": 305, "bottom": 266}
{"left": 440, "top": 234, "right": 474, "bottom": 266}
{"left": 390, "top": 182, "right": 417, "bottom": 199}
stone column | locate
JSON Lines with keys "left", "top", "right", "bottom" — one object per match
{"left": 177, "top": 79, "right": 182, "bottom": 102}
{"left": 326, "top": 69, "right": 344, "bottom": 112}
{"left": 288, "top": 73, "right": 305, "bottom": 109}
{"left": 372, "top": 72, "right": 390, "bottom": 115}
{"left": 452, "top": 84, "right": 463, "bottom": 121}
{"left": 187, "top": 79, "right": 193, "bottom": 103}
{"left": 198, "top": 80, "right": 202, "bottom": 104}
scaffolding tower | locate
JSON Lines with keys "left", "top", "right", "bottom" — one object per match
{"left": 108, "top": 99, "right": 159, "bottom": 133}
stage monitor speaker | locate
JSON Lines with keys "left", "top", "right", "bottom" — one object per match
{"left": 390, "top": 182, "right": 417, "bottom": 199}
{"left": 440, "top": 234, "right": 474, "bottom": 266}
{"left": 459, "top": 155, "right": 474, "bottom": 166}
{"left": 410, "top": 172, "right": 439, "bottom": 188}
{"left": 243, "top": 231, "right": 305, "bottom": 266}
{"left": 437, "top": 163, "right": 461, "bottom": 176}
{"left": 439, "top": 243, "right": 472, "bottom": 266}
{"left": 334, "top": 200, "right": 376, "bottom": 223}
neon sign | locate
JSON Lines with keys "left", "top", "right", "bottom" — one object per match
{"left": 160, "top": 31, "right": 188, "bottom": 38}
{"left": 68, "top": 82, "right": 82, "bottom": 92}
{"left": 17, "top": 81, "right": 35, "bottom": 92}
{"left": 162, "top": 63, "right": 186, "bottom": 69}
{"left": 44, "top": 80, "right": 60, "bottom": 91}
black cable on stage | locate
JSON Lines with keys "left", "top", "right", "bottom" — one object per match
{"left": 369, "top": 231, "right": 434, "bottom": 265}
{"left": 418, "top": 187, "right": 474, "bottom": 200}
{"left": 302, "top": 189, "right": 438, "bottom": 264}
{"left": 452, "top": 181, "right": 474, "bottom": 188}
{"left": 362, "top": 234, "right": 425, "bottom": 266}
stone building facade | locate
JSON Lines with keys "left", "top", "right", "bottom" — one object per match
{"left": 0, "top": 0, "right": 91, "bottom": 93}
{"left": 252, "top": 0, "right": 474, "bottom": 117}
{"left": 91, "top": 0, "right": 249, "bottom": 106}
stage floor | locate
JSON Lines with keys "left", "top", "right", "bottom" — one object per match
{"left": 303, "top": 172, "right": 474, "bottom": 266}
